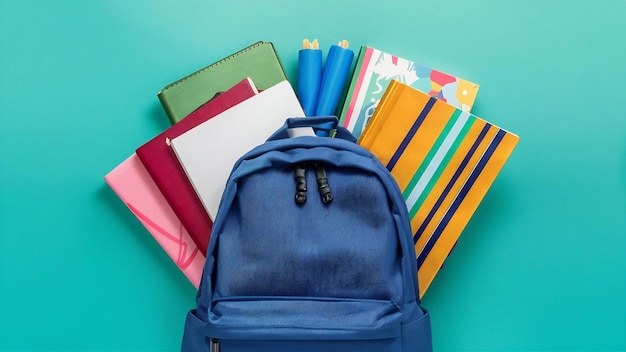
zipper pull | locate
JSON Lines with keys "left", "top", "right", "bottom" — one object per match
{"left": 294, "top": 163, "right": 308, "bottom": 204}
{"left": 210, "top": 338, "right": 220, "bottom": 352}
{"left": 314, "top": 163, "right": 333, "bottom": 204}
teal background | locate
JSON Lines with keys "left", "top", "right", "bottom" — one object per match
{"left": 1, "top": 0, "right": 625, "bottom": 350}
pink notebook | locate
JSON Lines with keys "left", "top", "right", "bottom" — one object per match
{"left": 135, "top": 78, "right": 259, "bottom": 255}
{"left": 105, "top": 154, "right": 205, "bottom": 288}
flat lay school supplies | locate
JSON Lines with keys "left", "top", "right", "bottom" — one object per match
{"left": 104, "top": 38, "right": 519, "bottom": 352}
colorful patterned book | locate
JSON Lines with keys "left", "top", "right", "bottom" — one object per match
{"left": 358, "top": 80, "right": 519, "bottom": 297}
{"left": 339, "top": 46, "right": 479, "bottom": 139}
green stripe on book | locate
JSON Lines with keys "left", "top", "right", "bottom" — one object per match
{"left": 408, "top": 116, "right": 476, "bottom": 219}
{"left": 403, "top": 111, "right": 476, "bottom": 218}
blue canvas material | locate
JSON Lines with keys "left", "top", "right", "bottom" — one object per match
{"left": 182, "top": 116, "right": 432, "bottom": 352}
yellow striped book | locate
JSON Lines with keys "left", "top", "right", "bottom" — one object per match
{"left": 358, "top": 80, "right": 519, "bottom": 297}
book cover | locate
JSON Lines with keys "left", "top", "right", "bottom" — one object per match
{"left": 104, "top": 154, "right": 205, "bottom": 288}
{"left": 136, "top": 78, "right": 259, "bottom": 255}
{"left": 158, "top": 41, "right": 288, "bottom": 124}
{"left": 339, "top": 46, "right": 480, "bottom": 139}
{"left": 170, "top": 80, "right": 306, "bottom": 221}
{"left": 358, "top": 80, "right": 519, "bottom": 297}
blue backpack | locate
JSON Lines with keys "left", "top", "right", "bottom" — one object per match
{"left": 182, "top": 116, "right": 432, "bottom": 352}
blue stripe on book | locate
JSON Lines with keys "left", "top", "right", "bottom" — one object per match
{"left": 385, "top": 97, "right": 437, "bottom": 171}
{"left": 413, "top": 123, "right": 492, "bottom": 244}
{"left": 416, "top": 128, "right": 506, "bottom": 267}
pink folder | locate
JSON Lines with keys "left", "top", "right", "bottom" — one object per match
{"left": 105, "top": 154, "right": 205, "bottom": 288}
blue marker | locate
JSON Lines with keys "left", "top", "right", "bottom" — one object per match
{"left": 315, "top": 40, "right": 354, "bottom": 136}
{"left": 297, "top": 39, "right": 322, "bottom": 117}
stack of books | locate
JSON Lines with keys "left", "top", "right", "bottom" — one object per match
{"left": 104, "top": 40, "right": 518, "bottom": 296}
{"left": 339, "top": 46, "right": 519, "bottom": 296}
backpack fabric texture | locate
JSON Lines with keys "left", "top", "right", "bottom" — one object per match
{"left": 181, "top": 116, "right": 432, "bottom": 352}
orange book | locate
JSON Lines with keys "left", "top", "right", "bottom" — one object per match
{"left": 359, "top": 80, "right": 519, "bottom": 297}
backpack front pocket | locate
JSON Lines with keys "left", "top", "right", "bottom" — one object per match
{"left": 207, "top": 296, "right": 403, "bottom": 352}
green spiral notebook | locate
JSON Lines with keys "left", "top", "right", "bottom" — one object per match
{"left": 158, "top": 41, "right": 288, "bottom": 124}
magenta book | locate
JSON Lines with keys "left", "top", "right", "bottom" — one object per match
{"left": 135, "top": 78, "right": 259, "bottom": 255}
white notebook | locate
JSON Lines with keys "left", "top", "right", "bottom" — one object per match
{"left": 170, "top": 80, "right": 307, "bottom": 221}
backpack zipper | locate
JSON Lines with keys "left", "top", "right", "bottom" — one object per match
{"left": 210, "top": 338, "right": 220, "bottom": 352}
{"left": 294, "top": 163, "right": 308, "bottom": 204}
{"left": 314, "top": 162, "right": 333, "bottom": 204}
{"left": 294, "top": 162, "right": 333, "bottom": 204}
